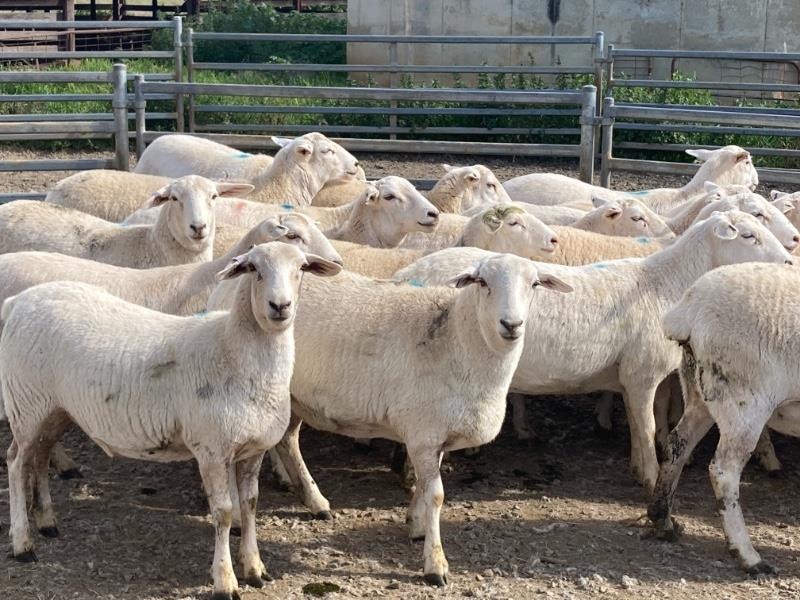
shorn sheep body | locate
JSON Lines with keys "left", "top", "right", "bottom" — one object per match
{"left": 134, "top": 134, "right": 274, "bottom": 180}
{"left": 393, "top": 212, "right": 793, "bottom": 492}
{"left": 503, "top": 146, "right": 758, "bottom": 214}
{"left": 0, "top": 243, "right": 341, "bottom": 598}
{"left": 47, "top": 133, "right": 358, "bottom": 220}
{"left": 0, "top": 177, "right": 251, "bottom": 268}
{"left": 648, "top": 262, "right": 800, "bottom": 575}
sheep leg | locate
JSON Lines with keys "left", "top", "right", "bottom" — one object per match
{"left": 594, "top": 392, "right": 615, "bottom": 432}
{"left": 7, "top": 438, "right": 37, "bottom": 561}
{"left": 197, "top": 459, "right": 239, "bottom": 600}
{"left": 648, "top": 399, "right": 713, "bottom": 541}
{"left": 509, "top": 393, "right": 534, "bottom": 442}
{"left": 235, "top": 453, "right": 271, "bottom": 587}
{"left": 51, "top": 442, "right": 82, "bottom": 480}
{"left": 274, "top": 413, "right": 331, "bottom": 519}
{"left": 31, "top": 413, "right": 72, "bottom": 537}
{"left": 621, "top": 382, "right": 659, "bottom": 493}
{"left": 407, "top": 471, "right": 427, "bottom": 541}
{"left": 753, "top": 427, "right": 782, "bottom": 473}
{"left": 654, "top": 380, "right": 672, "bottom": 460}
{"left": 407, "top": 445, "right": 448, "bottom": 586}
{"left": 709, "top": 421, "right": 775, "bottom": 574}
{"left": 227, "top": 467, "right": 242, "bottom": 535}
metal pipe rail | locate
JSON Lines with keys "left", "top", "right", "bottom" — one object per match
{"left": 135, "top": 78, "right": 598, "bottom": 181}
{"left": 600, "top": 96, "right": 800, "bottom": 187}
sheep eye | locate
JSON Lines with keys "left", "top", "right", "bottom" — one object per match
{"left": 478, "top": 278, "right": 487, "bottom": 288}
{"left": 742, "top": 233, "right": 756, "bottom": 240}
{"left": 488, "top": 183, "right": 496, "bottom": 190}
{"left": 170, "top": 195, "right": 178, "bottom": 202}
{"left": 384, "top": 194, "right": 396, "bottom": 201}
{"left": 256, "top": 272, "right": 263, "bottom": 281}
{"left": 285, "top": 232, "right": 299, "bottom": 240}
{"left": 322, "top": 148, "right": 334, "bottom": 154}
{"left": 532, "top": 281, "right": 541, "bottom": 288}
{"left": 211, "top": 194, "right": 219, "bottom": 200}
{"left": 753, "top": 212, "right": 766, "bottom": 221}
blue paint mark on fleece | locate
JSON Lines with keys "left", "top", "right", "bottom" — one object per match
{"left": 235, "top": 152, "right": 252, "bottom": 158}
{"left": 281, "top": 202, "right": 296, "bottom": 211}
{"left": 592, "top": 263, "right": 608, "bottom": 269}
{"left": 193, "top": 310, "right": 208, "bottom": 318}
{"left": 408, "top": 278, "right": 425, "bottom": 288}
{"left": 627, "top": 189, "right": 652, "bottom": 196}
{"left": 635, "top": 236, "right": 651, "bottom": 244}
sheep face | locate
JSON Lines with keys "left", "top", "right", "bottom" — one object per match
{"left": 442, "top": 164, "right": 511, "bottom": 213}
{"left": 687, "top": 146, "right": 759, "bottom": 191}
{"left": 217, "top": 242, "right": 342, "bottom": 331}
{"left": 702, "top": 210, "right": 793, "bottom": 267}
{"left": 478, "top": 206, "right": 559, "bottom": 258}
{"left": 369, "top": 176, "right": 440, "bottom": 234}
{"left": 696, "top": 194, "right": 800, "bottom": 252}
{"left": 272, "top": 132, "right": 359, "bottom": 182}
{"left": 274, "top": 213, "right": 343, "bottom": 265}
{"left": 149, "top": 176, "right": 254, "bottom": 252}
{"left": 590, "top": 196, "right": 674, "bottom": 238}
{"left": 449, "top": 254, "right": 572, "bottom": 353}
{"left": 771, "top": 190, "right": 800, "bottom": 231}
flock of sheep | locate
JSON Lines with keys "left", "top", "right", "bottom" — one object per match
{"left": 0, "top": 131, "right": 798, "bottom": 598}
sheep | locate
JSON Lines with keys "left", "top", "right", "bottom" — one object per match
{"left": 648, "top": 262, "right": 800, "bottom": 575}
{"left": 328, "top": 205, "right": 560, "bottom": 279}
{"left": 47, "top": 133, "right": 359, "bottom": 221}
{"left": 134, "top": 134, "right": 274, "bottom": 180}
{"left": 571, "top": 196, "right": 675, "bottom": 239}
{"left": 0, "top": 243, "right": 341, "bottom": 598}
{"left": 0, "top": 177, "right": 251, "bottom": 268}
{"left": 510, "top": 203, "right": 587, "bottom": 226}
{"left": 309, "top": 165, "right": 368, "bottom": 207}
{"left": 207, "top": 251, "right": 572, "bottom": 584}
{"left": 664, "top": 182, "right": 753, "bottom": 234}
{"left": 425, "top": 164, "right": 511, "bottom": 213}
{"left": 503, "top": 146, "right": 758, "bottom": 214}
{"left": 770, "top": 189, "right": 800, "bottom": 232}
{"left": 393, "top": 211, "right": 793, "bottom": 492}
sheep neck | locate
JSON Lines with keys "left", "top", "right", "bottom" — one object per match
{"left": 306, "top": 201, "right": 356, "bottom": 230}
{"left": 250, "top": 151, "right": 320, "bottom": 206}
{"left": 331, "top": 202, "right": 406, "bottom": 248}
{"left": 427, "top": 171, "right": 467, "bottom": 213}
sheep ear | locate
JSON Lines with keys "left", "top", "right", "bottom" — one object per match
{"left": 537, "top": 273, "right": 573, "bottom": 294}
{"left": 147, "top": 184, "right": 172, "bottom": 207}
{"left": 591, "top": 195, "right": 612, "bottom": 208}
{"left": 685, "top": 148, "right": 711, "bottom": 162}
{"left": 301, "top": 254, "right": 342, "bottom": 277}
{"left": 465, "top": 171, "right": 480, "bottom": 183}
{"left": 604, "top": 204, "right": 623, "bottom": 219}
{"left": 770, "top": 189, "right": 788, "bottom": 200}
{"left": 710, "top": 212, "right": 739, "bottom": 240}
{"left": 736, "top": 151, "right": 750, "bottom": 163}
{"left": 259, "top": 217, "right": 289, "bottom": 239}
{"left": 216, "top": 255, "right": 255, "bottom": 281}
{"left": 703, "top": 181, "right": 722, "bottom": 194}
{"left": 773, "top": 198, "right": 796, "bottom": 215}
{"left": 294, "top": 140, "right": 314, "bottom": 157}
{"left": 216, "top": 183, "right": 255, "bottom": 198}
{"left": 364, "top": 186, "right": 380, "bottom": 204}
{"left": 441, "top": 163, "right": 454, "bottom": 172}
{"left": 271, "top": 136, "right": 293, "bottom": 148}
{"left": 447, "top": 267, "right": 481, "bottom": 288}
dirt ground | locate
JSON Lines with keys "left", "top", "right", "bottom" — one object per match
{"left": 0, "top": 148, "right": 799, "bottom": 600}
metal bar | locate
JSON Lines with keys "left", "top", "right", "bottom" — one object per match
{"left": 140, "top": 82, "right": 583, "bottom": 104}
{"left": 0, "top": 158, "right": 114, "bottom": 171}
{"left": 190, "top": 32, "right": 599, "bottom": 44}
{"left": 192, "top": 104, "right": 581, "bottom": 116}
{"left": 615, "top": 122, "right": 800, "bottom": 137}
{"left": 0, "top": 51, "right": 174, "bottom": 59}
{"left": 614, "top": 141, "right": 800, "bottom": 158}
{"left": 600, "top": 97, "right": 614, "bottom": 188}
{"left": 612, "top": 48, "right": 800, "bottom": 61}
{"left": 0, "top": 93, "right": 176, "bottom": 102}
{"left": 610, "top": 104, "right": 800, "bottom": 128}
{"left": 173, "top": 15, "right": 184, "bottom": 132}
{"left": 196, "top": 123, "right": 579, "bottom": 135}
{"left": 0, "top": 121, "right": 114, "bottom": 133}
{"left": 0, "top": 192, "right": 47, "bottom": 203}
{"left": 2, "top": 19, "right": 174, "bottom": 28}
{"left": 613, "top": 79, "right": 800, "bottom": 93}
{"left": 186, "top": 26, "right": 195, "bottom": 132}
{"left": 0, "top": 72, "right": 111, "bottom": 83}
{"left": 191, "top": 62, "right": 595, "bottom": 74}
{"left": 112, "top": 63, "right": 130, "bottom": 171}
{"left": 607, "top": 157, "right": 800, "bottom": 185}
{"left": 617, "top": 102, "right": 800, "bottom": 116}
{"left": 593, "top": 31, "right": 605, "bottom": 114}
{"left": 0, "top": 132, "right": 112, "bottom": 140}
{"left": 579, "top": 85, "right": 597, "bottom": 183}
{"left": 388, "top": 41, "right": 398, "bottom": 141}
{"left": 134, "top": 74, "right": 146, "bottom": 158}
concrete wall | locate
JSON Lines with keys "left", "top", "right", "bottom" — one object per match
{"left": 347, "top": 0, "right": 800, "bottom": 85}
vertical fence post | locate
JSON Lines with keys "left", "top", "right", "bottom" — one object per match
{"left": 134, "top": 75, "right": 146, "bottom": 158}
{"left": 388, "top": 41, "right": 398, "bottom": 140}
{"left": 111, "top": 63, "right": 130, "bottom": 171}
{"left": 593, "top": 31, "right": 604, "bottom": 114}
{"left": 186, "top": 27, "right": 196, "bottom": 133}
{"left": 578, "top": 85, "right": 596, "bottom": 183}
{"left": 600, "top": 96, "right": 614, "bottom": 188}
{"left": 605, "top": 44, "right": 615, "bottom": 99}
{"left": 173, "top": 16, "right": 184, "bottom": 132}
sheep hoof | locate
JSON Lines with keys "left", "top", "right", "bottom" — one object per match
{"left": 210, "top": 591, "right": 240, "bottom": 600}
{"left": 767, "top": 468, "right": 784, "bottom": 479}
{"left": 593, "top": 423, "right": 614, "bottom": 438}
{"left": 244, "top": 574, "right": 265, "bottom": 588}
{"left": 747, "top": 561, "right": 777, "bottom": 576}
{"left": 653, "top": 517, "right": 683, "bottom": 542}
{"left": 423, "top": 573, "right": 448, "bottom": 587}
{"left": 58, "top": 468, "right": 83, "bottom": 480}
{"left": 314, "top": 510, "right": 333, "bottom": 521}
{"left": 13, "top": 550, "right": 38, "bottom": 563}
{"left": 38, "top": 526, "right": 59, "bottom": 538}
{"left": 410, "top": 534, "right": 425, "bottom": 543}
{"left": 229, "top": 526, "right": 241, "bottom": 537}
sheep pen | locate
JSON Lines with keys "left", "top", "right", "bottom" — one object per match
{"left": 1, "top": 149, "right": 799, "bottom": 600}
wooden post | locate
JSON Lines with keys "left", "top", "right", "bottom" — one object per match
{"left": 173, "top": 16, "right": 184, "bottom": 132}
{"left": 90, "top": 0, "right": 97, "bottom": 20}
{"left": 112, "top": 0, "right": 121, "bottom": 20}
{"left": 186, "top": 26, "right": 196, "bottom": 132}
{"left": 578, "top": 85, "right": 596, "bottom": 183}
{"left": 151, "top": 0, "right": 157, "bottom": 19}
{"left": 59, "top": 0, "right": 76, "bottom": 52}
{"left": 111, "top": 63, "right": 130, "bottom": 171}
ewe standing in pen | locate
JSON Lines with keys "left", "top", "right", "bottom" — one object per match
{"left": 649, "top": 263, "right": 800, "bottom": 575}
{"left": 0, "top": 176, "right": 250, "bottom": 269}
{"left": 394, "top": 211, "right": 793, "bottom": 492}
{"left": 0, "top": 243, "right": 341, "bottom": 599}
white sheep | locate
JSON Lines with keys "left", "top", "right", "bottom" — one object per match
{"left": 571, "top": 196, "right": 675, "bottom": 239}
{"left": 504, "top": 146, "right": 758, "bottom": 214}
{"left": 770, "top": 189, "right": 800, "bottom": 233}
{"left": 393, "top": 211, "right": 793, "bottom": 492}
{"left": 426, "top": 164, "right": 511, "bottom": 213}
{"left": 0, "top": 243, "right": 341, "bottom": 598}
{"left": 329, "top": 205, "right": 560, "bottom": 279}
{"left": 309, "top": 166, "right": 368, "bottom": 207}
{"left": 1, "top": 177, "right": 251, "bottom": 268}
{"left": 648, "top": 262, "right": 800, "bottom": 575}
{"left": 207, "top": 251, "right": 572, "bottom": 585}
{"left": 47, "top": 133, "right": 359, "bottom": 221}
{"left": 134, "top": 134, "right": 274, "bottom": 180}
{"left": 510, "top": 202, "right": 587, "bottom": 226}
{"left": 664, "top": 182, "right": 753, "bottom": 234}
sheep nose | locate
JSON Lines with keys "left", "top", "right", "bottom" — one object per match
{"left": 793, "top": 235, "right": 799, "bottom": 245}
{"left": 786, "top": 259, "right": 794, "bottom": 266}
{"left": 500, "top": 319, "right": 523, "bottom": 337}
{"left": 427, "top": 210, "right": 440, "bottom": 221}
{"left": 550, "top": 237, "right": 559, "bottom": 246}
{"left": 190, "top": 223, "right": 207, "bottom": 237}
